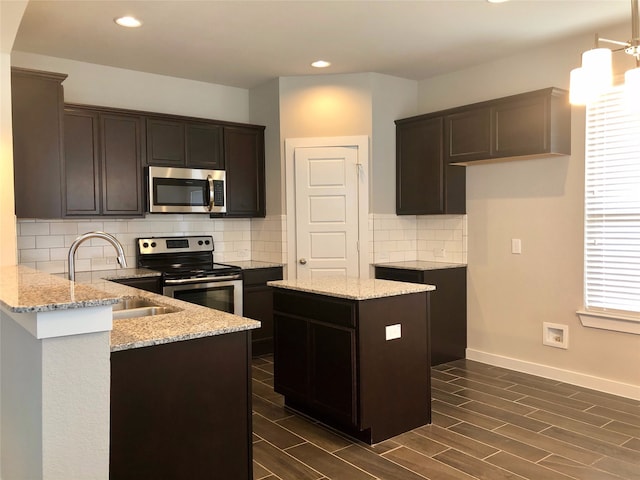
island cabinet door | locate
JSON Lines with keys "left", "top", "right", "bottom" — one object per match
{"left": 309, "top": 322, "right": 357, "bottom": 426}
{"left": 273, "top": 313, "right": 309, "bottom": 401}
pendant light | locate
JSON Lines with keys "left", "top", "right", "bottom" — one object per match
{"left": 570, "top": 0, "right": 640, "bottom": 108}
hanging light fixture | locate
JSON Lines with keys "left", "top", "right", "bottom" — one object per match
{"left": 570, "top": 0, "right": 640, "bottom": 108}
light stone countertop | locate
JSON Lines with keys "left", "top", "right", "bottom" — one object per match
{"left": 268, "top": 277, "right": 435, "bottom": 301}
{"left": 227, "top": 260, "right": 285, "bottom": 270}
{"left": 374, "top": 260, "right": 467, "bottom": 271}
{"left": 0, "top": 265, "right": 260, "bottom": 352}
{"left": 0, "top": 265, "right": 121, "bottom": 313}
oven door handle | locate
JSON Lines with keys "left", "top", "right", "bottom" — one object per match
{"left": 164, "top": 275, "right": 241, "bottom": 285}
{"left": 207, "top": 175, "right": 214, "bottom": 212}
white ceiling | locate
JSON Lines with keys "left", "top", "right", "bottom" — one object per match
{"left": 13, "top": 0, "right": 631, "bottom": 89}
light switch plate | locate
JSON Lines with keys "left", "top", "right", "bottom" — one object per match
{"left": 385, "top": 324, "right": 401, "bottom": 341}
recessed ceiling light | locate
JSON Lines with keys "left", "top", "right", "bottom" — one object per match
{"left": 311, "top": 60, "right": 331, "bottom": 68}
{"left": 487, "top": 0, "right": 509, "bottom": 3}
{"left": 114, "top": 16, "right": 142, "bottom": 28}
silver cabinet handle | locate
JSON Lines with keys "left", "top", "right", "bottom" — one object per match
{"left": 299, "top": 258, "right": 307, "bottom": 265}
{"left": 207, "top": 175, "right": 214, "bottom": 211}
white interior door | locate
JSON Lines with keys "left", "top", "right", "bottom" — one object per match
{"left": 294, "top": 146, "right": 360, "bottom": 279}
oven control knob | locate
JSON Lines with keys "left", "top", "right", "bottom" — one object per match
{"left": 198, "top": 240, "right": 203, "bottom": 245}
{"left": 205, "top": 240, "right": 210, "bottom": 245}
{"left": 151, "top": 242, "right": 157, "bottom": 248}
{"left": 142, "top": 242, "right": 149, "bottom": 249}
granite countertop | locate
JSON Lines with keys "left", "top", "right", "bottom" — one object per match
{"left": 268, "top": 277, "right": 435, "bottom": 301}
{"left": 374, "top": 260, "right": 467, "bottom": 270}
{"left": 0, "top": 265, "right": 260, "bottom": 352}
{"left": 227, "top": 260, "right": 285, "bottom": 270}
{"left": 66, "top": 267, "right": 161, "bottom": 284}
{"left": 0, "top": 265, "right": 120, "bottom": 313}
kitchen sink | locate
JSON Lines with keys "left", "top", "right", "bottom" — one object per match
{"left": 112, "top": 297, "right": 179, "bottom": 320}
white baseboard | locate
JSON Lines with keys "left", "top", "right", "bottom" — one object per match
{"left": 465, "top": 348, "right": 640, "bottom": 401}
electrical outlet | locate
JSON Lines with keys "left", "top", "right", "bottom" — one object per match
{"left": 238, "top": 249, "right": 249, "bottom": 259}
{"left": 434, "top": 247, "right": 446, "bottom": 258}
{"left": 105, "top": 257, "right": 116, "bottom": 265}
{"left": 512, "top": 239, "right": 522, "bottom": 254}
{"left": 385, "top": 324, "right": 401, "bottom": 341}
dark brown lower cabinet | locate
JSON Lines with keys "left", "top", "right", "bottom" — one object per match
{"left": 109, "top": 276, "right": 162, "bottom": 294}
{"left": 273, "top": 289, "right": 430, "bottom": 444}
{"left": 242, "top": 266, "right": 283, "bottom": 356}
{"left": 110, "top": 331, "right": 252, "bottom": 480}
{"left": 375, "top": 265, "right": 467, "bottom": 366}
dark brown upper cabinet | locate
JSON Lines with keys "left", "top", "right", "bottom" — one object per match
{"left": 221, "top": 125, "right": 266, "bottom": 218}
{"left": 11, "top": 67, "right": 67, "bottom": 219}
{"left": 444, "top": 87, "right": 571, "bottom": 165}
{"left": 146, "top": 117, "right": 224, "bottom": 169}
{"left": 64, "top": 105, "right": 145, "bottom": 217}
{"left": 444, "top": 107, "right": 492, "bottom": 164}
{"left": 396, "top": 115, "right": 466, "bottom": 215}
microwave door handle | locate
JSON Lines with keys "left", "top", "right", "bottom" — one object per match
{"left": 207, "top": 175, "right": 214, "bottom": 211}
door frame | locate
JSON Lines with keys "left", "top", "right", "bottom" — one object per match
{"left": 285, "top": 136, "right": 369, "bottom": 279}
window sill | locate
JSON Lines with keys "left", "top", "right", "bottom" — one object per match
{"left": 577, "top": 310, "right": 640, "bottom": 335}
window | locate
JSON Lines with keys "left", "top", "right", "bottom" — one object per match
{"left": 579, "top": 84, "right": 640, "bottom": 334}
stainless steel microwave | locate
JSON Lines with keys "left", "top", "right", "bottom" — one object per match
{"left": 147, "top": 166, "right": 226, "bottom": 214}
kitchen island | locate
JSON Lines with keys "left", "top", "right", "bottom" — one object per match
{"left": 268, "top": 277, "right": 434, "bottom": 444}
{"left": 0, "top": 265, "right": 259, "bottom": 480}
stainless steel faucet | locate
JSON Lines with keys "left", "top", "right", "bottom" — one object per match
{"left": 68, "top": 231, "right": 127, "bottom": 281}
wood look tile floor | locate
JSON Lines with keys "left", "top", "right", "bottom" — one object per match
{"left": 251, "top": 356, "right": 640, "bottom": 480}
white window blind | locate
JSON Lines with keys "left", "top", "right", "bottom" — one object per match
{"left": 584, "top": 85, "right": 640, "bottom": 319}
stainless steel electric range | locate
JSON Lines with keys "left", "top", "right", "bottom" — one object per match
{"left": 136, "top": 235, "right": 243, "bottom": 316}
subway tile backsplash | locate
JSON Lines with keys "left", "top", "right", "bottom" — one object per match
{"left": 17, "top": 214, "right": 253, "bottom": 274}
{"left": 371, "top": 213, "right": 467, "bottom": 264}
{"left": 17, "top": 213, "right": 466, "bottom": 274}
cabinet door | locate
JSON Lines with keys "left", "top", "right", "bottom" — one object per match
{"left": 444, "top": 107, "right": 491, "bottom": 164}
{"left": 223, "top": 126, "right": 266, "bottom": 217}
{"left": 101, "top": 113, "right": 144, "bottom": 216}
{"left": 396, "top": 117, "right": 444, "bottom": 215}
{"left": 186, "top": 123, "right": 224, "bottom": 169}
{"left": 146, "top": 118, "right": 185, "bottom": 166}
{"left": 493, "top": 95, "right": 548, "bottom": 158}
{"left": 273, "top": 313, "right": 309, "bottom": 401}
{"left": 64, "top": 109, "right": 101, "bottom": 216}
{"left": 11, "top": 68, "right": 66, "bottom": 218}
{"left": 244, "top": 267, "right": 283, "bottom": 356}
{"left": 309, "top": 322, "right": 357, "bottom": 426}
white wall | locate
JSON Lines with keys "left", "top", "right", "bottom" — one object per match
{"left": 370, "top": 74, "right": 417, "bottom": 214}
{"left": 11, "top": 52, "right": 250, "bottom": 122}
{"left": 418, "top": 23, "right": 640, "bottom": 396}
{"left": 0, "top": 2, "right": 28, "bottom": 268}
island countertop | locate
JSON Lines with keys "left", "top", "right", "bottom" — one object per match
{"left": 374, "top": 260, "right": 467, "bottom": 270}
{"left": 0, "top": 265, "right": 260, "bottom": 352}
{"left": 268, "top": 276, "right": 434, "bottom": 300}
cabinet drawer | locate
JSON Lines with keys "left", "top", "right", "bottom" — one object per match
{"left": 375, "top": 267, "right": 424, "bottom": 284}
{"left": 273, "top": 290, "right": 355, "bottom": 328}
{"left": 242, "top": 267, "right": 283, "bottom": 286}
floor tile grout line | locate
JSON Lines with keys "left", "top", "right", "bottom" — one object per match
{"left": 255, "top": 437, "right": 326, "bottom": 480}
{"left": 523, "top": 406, "right": 637, "bottom": 448}
{"left": 388, "top": 444, "right": 484, "bottom": 480}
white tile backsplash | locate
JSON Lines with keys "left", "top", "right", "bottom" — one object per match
{"left": 17, "top": 214, "right": 252, "bottom": 273}
{"left": 371, "top": 213, "right": 467, "bottom": 264}
{"left": 17, "top": 212, "right": 466, "bottom": 274}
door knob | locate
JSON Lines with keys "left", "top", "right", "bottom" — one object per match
{"left": 299, "top": 258, "right": 307, "bottom": 265}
